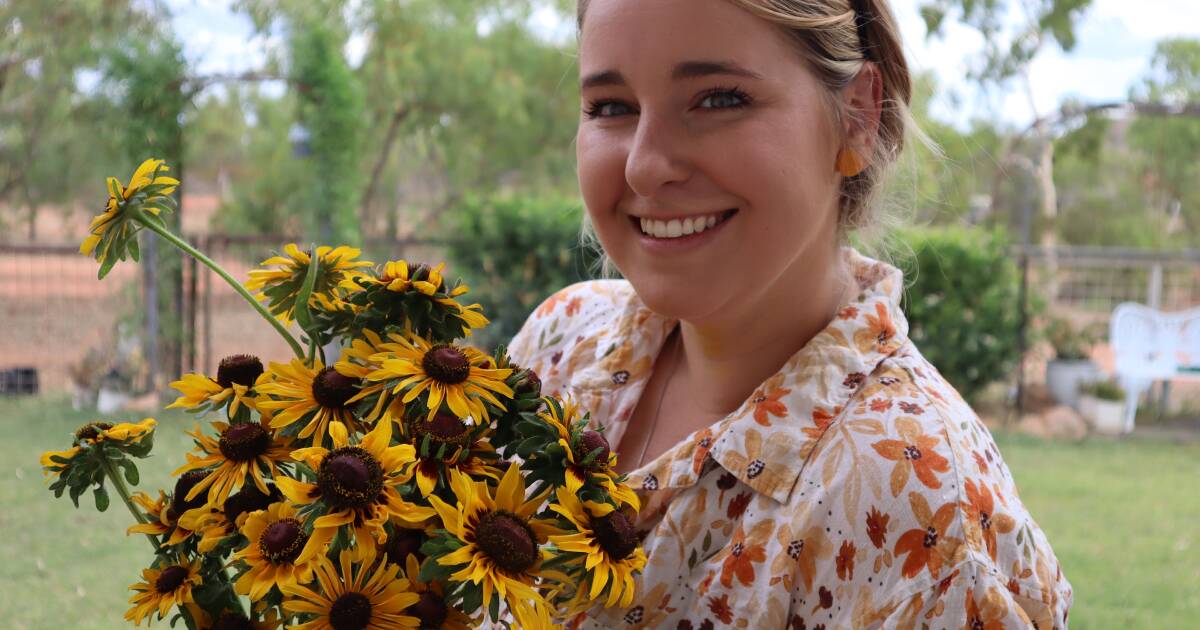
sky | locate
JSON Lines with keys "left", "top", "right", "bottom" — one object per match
{"left": 166, "top": 0, "right": 1200, "bottom": 130}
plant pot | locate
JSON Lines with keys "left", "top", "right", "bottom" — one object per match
{"left": 1079, "top": 394, "right": 1125, "bottom": 435}
{"left": 97, "top": 387, "right": 130, "bottom": 414}
{"left": 1045, "top": 360, "right": 1100, "bottom": 410}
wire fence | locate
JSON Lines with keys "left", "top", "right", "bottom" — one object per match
{"left": 3, "top": 238, "right": 1199, "bottom": 405}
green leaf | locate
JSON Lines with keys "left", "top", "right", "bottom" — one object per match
{"left": 93, "top": 485, "right": 110, "bottom": 512}
{"left": 294, "top": 243, "right": 321, "bottom": 338}
{"left": 119, "top": 459, "right": 140, "bottom": 485}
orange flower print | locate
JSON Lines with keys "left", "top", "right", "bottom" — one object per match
{"left": 692, "top": 428, "right": 716, "bottom": 476}
{"left": 535, "top": 287, "right": 574, "bottom": 317}
{"left": 853, "top": 302, "right": 898, "bottom": 354}
{"left": 727, "top": 491, "right": 753, "bottom": 520}
{"left": 865, "top": 506, "right": 890, "bottom": 549}
{"left": 964, "top": 587, "right": 1009, "bottom": 630}
{"left": 963, "top": 478, "right": 1016, "bottom": 561}
{"left": 870, "top": 417, "right": 951, "bottom": 497}
{"left": 564, "top": 295, "right": 582, "bottom": 317}
{"left": 774, "top": 524, "right": 834, "bottom": 594}
{"left": 804, "top": 406, "right": 841, "bottom": 440}
{"left": 836, "top": 540, "right": 856, "bottom": 580}
{"left": 869, "top": 398, "right": 893, "bottom": 413}
{"left": 894, "top": 492, "right": 962, "bottom": 580}
{"left": 751, "top": 386, "right": 791, "bottom": 426}
{"left": 708, "top": 594, "right": 734, "bottom": 624}
{"left": 720, "top": 523, "right": 768, "bottom": 588}
{"left": 838, "top": 305, "right": 859, "bottom": 320}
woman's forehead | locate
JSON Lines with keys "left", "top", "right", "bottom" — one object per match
{"left": 579, "top": 0, "right": 798, "bottom": 79}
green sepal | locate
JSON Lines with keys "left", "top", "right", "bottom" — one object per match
{"left": 93, "top": 485, "right": 110, "bottom": 512}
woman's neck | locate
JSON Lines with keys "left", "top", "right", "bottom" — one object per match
{"left": 672, "top": 246, "right": 854, "bottom": 419}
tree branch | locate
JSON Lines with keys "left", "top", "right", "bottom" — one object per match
{"left": 359, "top": 104, "right": 411, "bottom": 229}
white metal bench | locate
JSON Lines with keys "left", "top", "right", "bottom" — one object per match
{"left": 1110, "top": 303, "right": 1200, "bottom": 432}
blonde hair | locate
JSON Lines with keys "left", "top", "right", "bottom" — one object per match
{"left": 576, "top": 0, "right": 927, "bottom": 278}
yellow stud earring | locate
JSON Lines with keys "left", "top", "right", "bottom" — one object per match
{"left": 835, "top": 147, "right": 866, "bottom": 177}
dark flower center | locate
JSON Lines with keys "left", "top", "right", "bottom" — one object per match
{"left": 170, "top": 469, "right": 211, "bottom": 518}
{"left": 224, "top": 485, "right": 279, "bottom": 526}
{"left": 260, "top": 518, "right": 306, "bottom": 563}
{"left": 74, "top": 422, "right": 113, "bottom": 443}
{"left": 417, "top": 411, "right": 470, "bottom": 446}
{"left": 383, "top": 527, "right": 426, "bottom": 564}
{"left": 904, "top": 445, "right": 922, "bottom": 460}
{"left": 312, "top": 367, "right": 360, "bottom": 410}
{"left": 475, "top": 510, "right": 538, "bottom": 574}
{"left": 217, "top": 354, "right": 264, "bottom": 389}
{"left": 980, "top": 511, "right": 991, "bottom": 530}
{"left": 412, "top": 591, "right": 448, "bottom": 630}
{"left": 318, "top": 447, "right": 384, "bottom": 510}
{"left": 422, "top": 346, "right": 471, "bottom": 385}
{"left": 218, "top": 423, "right": 271, "bottom": 462}
{"left": 593, "top": 510, "right": 638, "bottom": 561}
{"left": 155, "top": 565, "right": 189, "bottom": 594}
{"left": 923, "top": 526, "right": 939, "bottom": 548}
{"left": 212, "top": 611, "right": 254, "bottom": 630}
{"left": 329, "top": 592, "right": 372, "bottom": 630}
{"left": 575, "top": 430, "right": 611, "bottom": 470}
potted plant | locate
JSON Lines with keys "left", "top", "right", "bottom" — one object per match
{"left": 1043, "top": 317, "right": 1101, "bottom": 409}
{"left": 1079, "top": 380, "right": 1126, "bottom": 435}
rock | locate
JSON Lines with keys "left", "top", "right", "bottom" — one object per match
{"left": 1016, "top": 414, "right": 1050, "bottom": 439}
{"left": 1040, "top": 405, "right": 1088, "bottom": 441}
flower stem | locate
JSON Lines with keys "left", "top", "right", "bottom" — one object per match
{"left": 97, "top": 457, "right": 162, "bottom": 554}
{"left": 136, "top": 215, "right": 306, "bottom": 358}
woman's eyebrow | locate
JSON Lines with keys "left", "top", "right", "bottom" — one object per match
{"left": 580, "top": 60, "right": 763, "bottom": 90}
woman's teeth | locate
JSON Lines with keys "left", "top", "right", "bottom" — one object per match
{"left": 639, "top": 210, "right": 731, "bottom": 239}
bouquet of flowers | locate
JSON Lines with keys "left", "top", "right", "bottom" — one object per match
{"left": 40, "top": 159, "right": 646, "bottom": 629}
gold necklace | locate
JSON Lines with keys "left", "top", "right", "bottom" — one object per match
{"left": 635, "top": 325, "right": 681, "bottom": 470}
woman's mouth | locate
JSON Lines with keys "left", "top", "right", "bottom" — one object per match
{"left": 630, "top": 208, "right": 739, "bottom": 254}
{"left": 633, "top": 208, "right": 738, "bottom": 238}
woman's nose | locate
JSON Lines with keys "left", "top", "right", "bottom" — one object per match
{"left": 624, "top": 115, "right": 691, "bottom": 198}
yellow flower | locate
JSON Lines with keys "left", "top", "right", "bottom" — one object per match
{"left": 548, "top": 486, "right": 647, "bottom": 609}
{"left": 192, "top": 607, "right": 282, "bottom": 630}
{"left": 427, "top": 463, "right": 559, "bottom": 628}
{"left": 39, "top": 447, "right": 81, "bottom": 479}
{"left": 336, "top": 329, "right": 410, "bottom": 425}
{"left": 366, "top": 334, "right": 513, "bottom": 424}
{"left": 40, "top": 419, "right": 157, "bottom": 479}
{"left": 127, "top": 470, "right": 214, "bottom": 547}
{"left": 395, "top": 552, "right": 475, "bottom": 630}
{"left": 409, "top": 410, "right": 502, "bottom": 498}
{"left": 353, "top": 261, "right": 490, "bottom": 337}
{"left": 539, "top": 397, "right": 640, "bottom": 511}
{"left": 168, "top": 354, "right": 265, "bottom": 417}
{"left": 172, "top": 417, "right": 293, "bottom": 507}
{"left": 180, "top": 483, "right": 279, "bottom": 553}
{"left": 81, "top": 158, "right": 179, "bottom": 275}
{"left": 124, "top": 556, "right": 202, "bottom": 626}
{"left": 276, "top": 419, "right": 434, "bottom": 563}
{"left": 232, "top": 502, "right": 321, "bottom": 599}
{"left": 282, "top": 549, "right": 421, "bottom": 630}
{"left": 245, "top": 244, "right": 372, "bottom": 323}
{"left": 257, "top": 357, "right": 364, "bottom": 448}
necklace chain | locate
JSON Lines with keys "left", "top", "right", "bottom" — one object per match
{"left": 635, "top": 325, "right": 681, "bottom": 470}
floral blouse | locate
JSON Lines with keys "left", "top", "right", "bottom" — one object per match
{"left": 507, "top": 249, "right": 1073, "bottom": 630}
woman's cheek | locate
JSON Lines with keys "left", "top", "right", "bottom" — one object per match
{"left": 577, "top": 129, "right": 629, "bottom": 229}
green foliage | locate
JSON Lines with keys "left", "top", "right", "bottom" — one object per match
{"left": 919, "top": 0, "right": 1093, "bottom": 84}
{"left": 1080, "top": 379, "right": 1124, "bottom": 401}
{"left": 1042, "top": 316, "right": 1098, "bottom": 361}
{"left": 291, "top": 19, "right": 366, "bottom": 243}
{"left": 443, "top": 194, "right": 595, "bottom": 348}
{"left": 898, "top": 227, "right": 1022, "bottom": 402}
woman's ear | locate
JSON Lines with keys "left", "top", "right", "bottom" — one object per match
{"left": 841, "top": 61, "right": 883, "bottom": 164}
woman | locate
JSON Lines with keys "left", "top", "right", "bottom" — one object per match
{"left": 508, "top": 0, "right": 1073, "bottom": 627}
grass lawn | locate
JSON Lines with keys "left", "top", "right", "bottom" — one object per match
{"left": 1, "top": 396, "right": 1197, "bottom": 628}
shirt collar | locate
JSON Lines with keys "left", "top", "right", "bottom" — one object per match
{"left": 591, "top": 248, "right": 910, "bottom": 504}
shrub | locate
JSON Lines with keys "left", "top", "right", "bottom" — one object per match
{"left": 443, "top": 194, "right": 598, "bottom": 349}
{"left": 1080, "top": 380, "right": 1124, "bottom": 401}
{"left": 897, "top": 227, "right": 1022, "bottom": 403}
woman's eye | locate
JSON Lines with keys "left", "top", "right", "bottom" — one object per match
{"left": 697, "top": 89, "right": 750, "bottom": 110}
{"left": 585, "top": 101, "right": 635, "bottom": 118}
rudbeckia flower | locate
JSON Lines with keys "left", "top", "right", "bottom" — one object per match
{"left": 394, "top": 552, "right": 475, "bottom": 629}
{"left": 276, "top": 419, "right": 434, "bottom": 563}
{"left": 245, "top": 244, "right": 372, "bottom": 323}
{"left": 172, "top": 417, "right": 293, "bottom": 506}
{"left": 548, "top": 486, "right": 647, "bottom": 609}
{"left": 231, "top": 502, "right": 321, "bottom": 600}
{"left": 124, "top": 556, "right": 202, "bottom": 626}
{"left": 426, "top": 463, "right": 560, "bottom": 628}
{"left": 537, "top": 397, "right": 640, "bottom": 510}
{"left": 281, "top": 549, "right": 422, "bottom": 630}
{"left": 350, "top": 261, "right": 489, "bottom": 338}
{"left": 257, "top": 357, "right": 364, "bottom": 448}
{"left": 168, "top": 354, "right": 265, "bottom": 417}
{"left": 81, "top": 158, "right": 179, "bottom": 278}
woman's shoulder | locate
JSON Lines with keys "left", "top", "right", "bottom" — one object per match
{"left": 791, "top": 342, "right": 1072, "bottom": 628}
{"left": 505, "top": 279, "right": 638, "bottom": 391}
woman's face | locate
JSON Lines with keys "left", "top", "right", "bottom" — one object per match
{"left": 576, "top": 0, "right": 846, "bottom": 323}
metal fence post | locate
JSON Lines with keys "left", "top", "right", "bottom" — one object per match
{"left": 1148, "top": 263, "right": 1164, "bottom": 310}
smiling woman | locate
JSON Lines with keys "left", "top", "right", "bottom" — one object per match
{"left": 507, "top": 0, "right": 1074, "bottom": 628}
